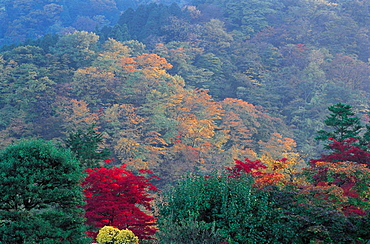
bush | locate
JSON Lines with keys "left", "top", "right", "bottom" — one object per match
{"left": 95, "top": 226, "right": 139, "bottom": 244}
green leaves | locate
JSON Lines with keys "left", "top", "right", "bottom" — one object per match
{"left": 51, "top": 31, "right": 99, "bottom": 69}
{"left": 65, "top": 124, "right": 110, "bottom": 168}
{"left": 0, "top": 139, "right": 89, "bottom": 243}
{"left": 316, "top": 103, "right": 363, "bottom": 150}
{"left": 158, "top": 171, "right": 282, "bottom": 243}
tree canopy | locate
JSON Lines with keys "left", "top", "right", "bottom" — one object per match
{"left": 0, "top": 139, "right": 89, "bottom": 243}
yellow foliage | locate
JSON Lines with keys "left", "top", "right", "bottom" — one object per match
{"left": 258, "top": 133, "right": 305, "bottom": 184}
{"left": 101, "top": 38, "right": 130, "bottom": 60}
{"left": 95, "top": 226, "right": 139, "bottom": 244}
{"left": 259, "top": 132, "right": 299, "bottom": 159}
{"left": 71, "top": 99, "right": 94, "bottom": 118}
{"left": 143, "top": 131, "right": 168, "bottom": 157}
{"left": 123, "top": 157, "right": 157, "bottom": 171}
{"left": 115, "top": 229, "right": 139, "bottom": 244}
{"left": 227, "top": 145, "right": 258, "bottom": 165}
{"left": 114, "top": 137, "right": 140, "bottom": 159}
{"left": 104, "top": 104, "right": 145, "bottom": 125}
{"left": 96, "top": 226, "right": 120, "bottom": 244}
{"left": 144, "top": 131, "right": 168, "bottom": 147}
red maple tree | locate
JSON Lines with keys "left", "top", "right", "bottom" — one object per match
{"left": 227, "top": 157, "right": 286, "bottom": 187}
{"left": 81, "top": 162, "right": 159, "bottom": 240}
{"left": 310, "top": 138, "right": 370, "bottom": 166}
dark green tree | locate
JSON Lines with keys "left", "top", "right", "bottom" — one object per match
{"left": 315, "top": 103, "right": 363, "bottom": 150}
{"left": 64, "top": 125, "right": 110, "bottom": 168}
{"left": 0, "top": 139, "right": 90, "bottom": 244}
{"left": 361, "top": 123, "right": 370, "bottom": 151}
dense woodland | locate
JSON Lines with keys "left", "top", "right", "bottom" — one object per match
{"left": 1, "top": 0, "right": 370, "bottom": 243}
{"left": 1, "top": 0, "right": 370, "bottom": 183}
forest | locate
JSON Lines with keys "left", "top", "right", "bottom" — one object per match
{"left": 0, "top": 0, "right": 370, "bottom": 243}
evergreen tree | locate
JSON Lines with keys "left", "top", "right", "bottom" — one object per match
{"left": 315, "top": 103, "right": 363, "bottom": 150}
{"left": 65, "top": 125, "right": 110, "bottom": 168}
{"left": 0, "top": 139, "right": 89, "bottom": 244}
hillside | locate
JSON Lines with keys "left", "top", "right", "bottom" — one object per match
{"left": 0, "top": 0, "right": 370, "bottom": 185}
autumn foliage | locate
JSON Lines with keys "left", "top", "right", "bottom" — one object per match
{"left": 228, "top": 154, "right": 370, "bottom": 219}
{"left": 227, "top": 157, "right": 287, "bottom": 187}
{"left": 311, "top": 137, "right": 370, "bottom": 166}
{"left": 2, "top": 1, "right": 370, "bottom": 243}
{"left": 82, "top": 163, "right": 159, "bottom": 240}
{"left": 302, "top": 161, "right": 370, "bottom": 216}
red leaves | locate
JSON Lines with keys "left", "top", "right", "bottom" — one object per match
{"left": 103, "top": 158, "right": 116, "bottom": 163}
{"left": 138, "top": 168, "right": 160, "bottom": 180}
{"left": 342, "top": 205, "right": 367, "bottom": 217}
{"left": 303, "top": 161, "right": 370, "bottom": 217}
{"left": 82, "top": 164, "right": 159, "bottom": 240}
{"left": 227, "top": 157, "right": 284, "bottom": 187}
{"left": 306, "top": 137, "right": 370, "bottom": 216}
{"left": 231, "top": 155, "right": 370, "bottom": 217}
{"left": 310, "top": 138, "right": 370, "bottom": 166}
{"left": 295, "top": 43, "right": 308, "bottom": 51}
{"left": 227, "top": 158, "right": 266, "bottom": 176}
{"left": 341, "top": 181, "right": 359, "bottom": 198}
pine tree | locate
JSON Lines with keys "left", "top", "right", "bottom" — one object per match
{"left": 0, "top": 139, "right": 89, "bottom": 243}
{"left": 360, "top": 122, "right": 370, "bottom": 151}
{"left": 313, "top": 103, "right": 370, "bottom": 165}
{"left": 315, "top": 103, "right": 363, "bottom": 150}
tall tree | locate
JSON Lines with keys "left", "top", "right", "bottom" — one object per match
{"left": 0, "top": 139, "right": 89, "bottom": 243}
{"left": 315, "top": 103, "right": 363, "bottom": 150}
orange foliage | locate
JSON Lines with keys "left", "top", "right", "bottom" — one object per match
{"left": 217, "top": 98, "right": 287, "bottom": 163}
{"left": 171, "top": 89, "right": 222, "bottom": 164}
{"left": 61, "top": 99, "right": 98, "bottom": 132}
{"left": 219, "top": 110, "right": 253, "bottom": 148}
{"left": 120, "top": 53, "right": 173, "bottom": 79}
{"left": 259, "top": 156, "right": 302, "bottom": 184}
{"left": 259, "top": 132, "right": 297, "bottom": 159}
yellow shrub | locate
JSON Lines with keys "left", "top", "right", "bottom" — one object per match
{"left": 115, "top": 229, "right": 139, "bottom": 244}
{"left": 95, "top": 226, "right": 139, "bottom": 244}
